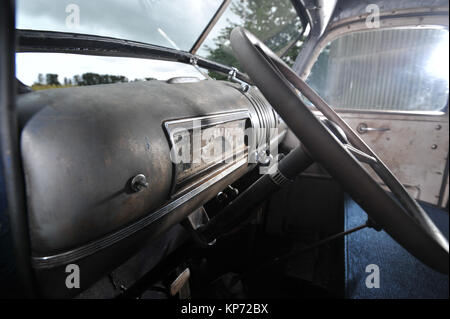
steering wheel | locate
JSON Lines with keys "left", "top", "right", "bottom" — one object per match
{"left": 230, "top": 27, "right": 449, "bottom": 274}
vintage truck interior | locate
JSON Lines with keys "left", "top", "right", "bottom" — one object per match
{"left": 0, "top": 0, "right": 448, "bottom": 299}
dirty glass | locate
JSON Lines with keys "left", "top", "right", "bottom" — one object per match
{"left": 198, "top": 0, "right": 304, "bottom": 78}
{"left": 306, "top": 28, "right": 449, "bottom": 112}
{"left": 16, "top": 0, "right": 223, "bottom": 51}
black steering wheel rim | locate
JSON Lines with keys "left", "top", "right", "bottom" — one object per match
{"left": 230, "top": 27, "right": 449, "bottom": 274}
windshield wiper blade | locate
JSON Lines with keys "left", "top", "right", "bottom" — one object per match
{"left": 16, "top": 29, "right": 252, "bottom": 84}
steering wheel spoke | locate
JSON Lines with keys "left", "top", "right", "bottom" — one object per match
{"left": 345, "top": 144, "right": 377, "bottom": 165}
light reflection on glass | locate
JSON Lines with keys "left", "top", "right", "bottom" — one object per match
{"left": 307, "top": 28, "right": 449, "bottom": 112}
{"left": 426, "top": 32, "right": 449, "bottom": 81}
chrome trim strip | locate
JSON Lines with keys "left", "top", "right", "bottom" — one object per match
{"left": 32, "top": 157, "right": 248, "bottom": 269}
{"left": 164, "top": 110, "right": 249, "bottom": 128}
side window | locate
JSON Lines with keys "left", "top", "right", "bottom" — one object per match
{"left": 306, "top": 28, "right": 449, "bottom": 112}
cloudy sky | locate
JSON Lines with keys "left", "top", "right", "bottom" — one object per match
{"left": 15, "top": 0, "right": 236, "bottom": 85}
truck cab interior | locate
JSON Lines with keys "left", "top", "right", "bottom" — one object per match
{"left": 0, "top": 0, "right": 448, "bottom": 299}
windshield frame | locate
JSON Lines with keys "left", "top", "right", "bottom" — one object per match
{"left": 190, "top": 0, "right": 231, "bottom": 54}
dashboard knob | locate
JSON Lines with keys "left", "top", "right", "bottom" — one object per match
{"left": 131, "top": 174, "right": 149, "bottom": 192}
{"left": 216, "top": 191, "right": 228, "bottom": 203}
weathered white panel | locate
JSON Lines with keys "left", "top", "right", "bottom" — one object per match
{"left": 339, "top": 112, "right": 449, "bottom": 205}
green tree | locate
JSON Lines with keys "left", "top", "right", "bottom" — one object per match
{"left": 77, "top": 73, "right": 129, "bottom": 86}
{"left": 37, "top": 73, "right": 44, "bottom": 84}
{"left": 73, "top": 75, "right": 81, "bottom": 85}
{"left": 46, "top": 73, "right": 60, "bottom": 85}
{"left": 204, "top": 0, "right": 304, "bottom": 79}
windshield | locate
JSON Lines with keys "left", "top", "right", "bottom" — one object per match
{"left": 197, "top": 0, "right": 304, "bottom": 77}
{"left": 15, "top": 0, "right": 305, "bottom": 88}
{"left": 17, "top": 0, "right": 304, "bottom": 59}
{"left": 16, "top": 0, "right": 224, "bottom": 52}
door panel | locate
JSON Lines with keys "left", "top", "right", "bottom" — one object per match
{"left": 338, "top": 112, "right": 449, "bottom": 205}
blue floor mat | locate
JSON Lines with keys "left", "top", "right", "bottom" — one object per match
{"left": 345, "top": 195, "right": 449, "bottom": 299}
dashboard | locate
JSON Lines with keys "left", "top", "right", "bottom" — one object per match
{"left": 17, "top": 78, "right": 286, "bottom": 297}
